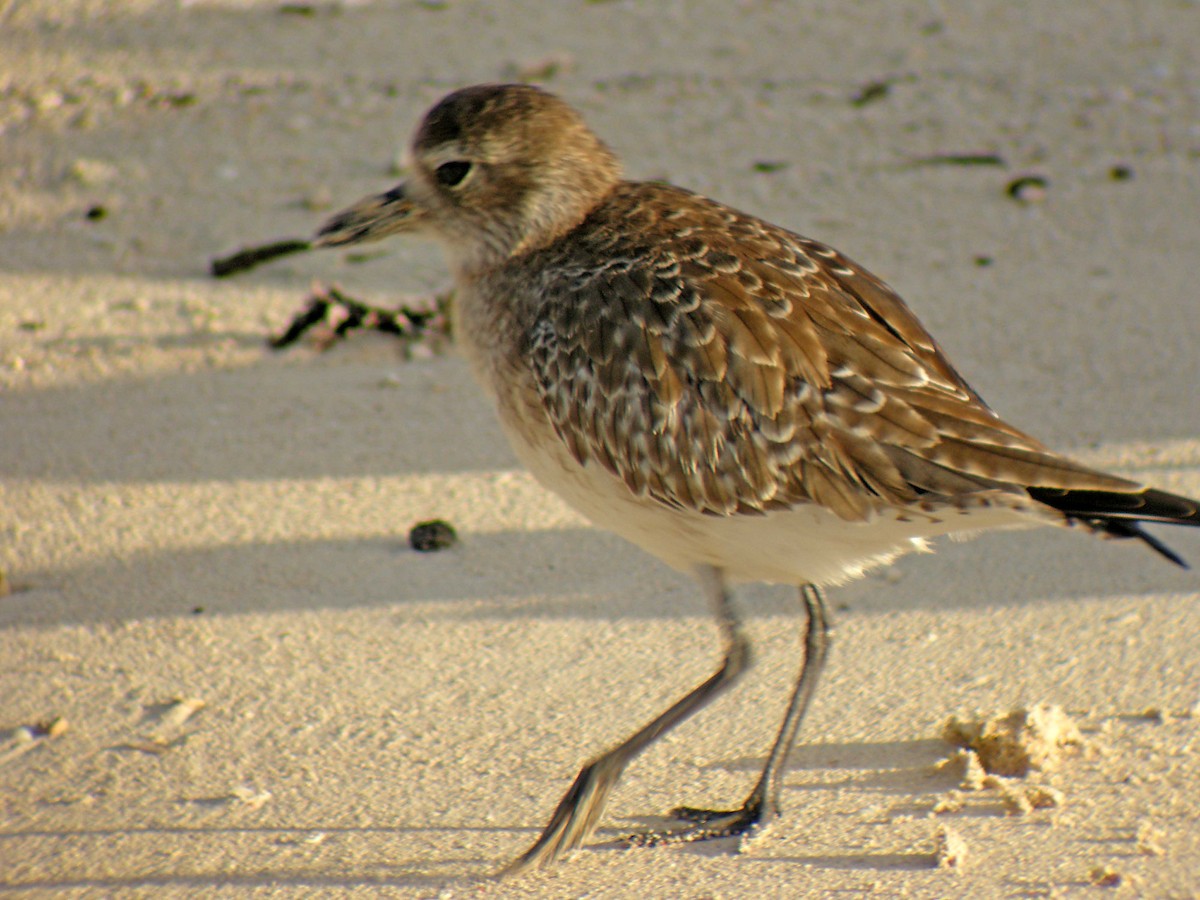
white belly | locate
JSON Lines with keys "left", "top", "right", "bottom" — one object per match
{"left": 499, "top": 410, "right": 1044, "bottom": 587}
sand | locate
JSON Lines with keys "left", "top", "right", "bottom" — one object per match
{"left": 2, "top": 1, "right": 1200, "bottom": 896}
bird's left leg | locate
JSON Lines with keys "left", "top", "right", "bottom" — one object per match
{"left": 501, "top": 566, "right": 752, "bottom": 874}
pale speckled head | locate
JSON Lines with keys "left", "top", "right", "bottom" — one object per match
{"left": 314, "top": 83, "right": 622, "bottom": 274}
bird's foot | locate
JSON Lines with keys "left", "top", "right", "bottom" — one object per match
{"left": 623, "top": 798, "right": 773, "bottom": 848}
{"left": 669, "top": 803, "right": 747, "bottom": 824}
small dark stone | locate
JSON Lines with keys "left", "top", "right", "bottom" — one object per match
{"left": 85, "top": 204, "right": 107, "bottom": 220}
{"left": 851, "top": 80, "right": 891, "bottom": 107}
{"left": 409, "top": 519, "right": 458, "bottom": 552}
{"left": 1109, "top": 164, "right": 1134, "bottom": 181}
{"left": 1005, "top": 174, "right": 1049, "bottom": 203}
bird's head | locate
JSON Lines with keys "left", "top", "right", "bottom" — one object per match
{"left": 314, "top": 83, "right": 622, "bottom": 274}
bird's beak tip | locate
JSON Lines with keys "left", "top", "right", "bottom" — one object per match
{"left": 312, "top": 183, "right": 418, "bottom": 248}
{"left": 309, "top": 223, "right": 350, "bottom": 254}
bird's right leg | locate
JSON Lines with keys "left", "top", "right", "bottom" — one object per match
{"left": 500, "top": 566, "right": 752, "bottom": 875}
{"left": 647, "top": 583, "right": 832, "bottom": 841}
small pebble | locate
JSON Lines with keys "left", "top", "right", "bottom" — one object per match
{"left": 158, "top": 697, "right": 205, "bottom": 730}
{"left": 1140, "top": 705, "right": 1169, "bottom": 723}
{"left": 851, "top": 79, "right": 891, "bottom": 107}
{"left": 409, "top": 519, "right": 458, "bottom": 552}
{"left": 1006, "top": 175, "right": 1049, "bottom": 203}
{"left": 1089, "top": 865, "right": 1121, "bottom": 887}
{"left": 35, "top": 717, "right": 69, "bottom": 739}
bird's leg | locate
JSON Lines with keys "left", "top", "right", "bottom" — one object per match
{"left": 500, "top": 567, "right": 751, "bottom": 875}
{"left": 638, "top": 583, "right": 833, "bottom": 843}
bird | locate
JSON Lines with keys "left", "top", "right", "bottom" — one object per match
{"left": 312, "top": 83, "right": 1200, "bottom": 873}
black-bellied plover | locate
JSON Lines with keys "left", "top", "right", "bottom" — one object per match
{"left": 314, "top": 83, "right": 1199, "bottom": 873}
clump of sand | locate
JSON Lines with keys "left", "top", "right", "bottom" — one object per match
{"left": 942, "top": 703, "right": 1084, "bottom": 776}
{"left": 934, "top": 704, "right": 1081, "bottom": 817}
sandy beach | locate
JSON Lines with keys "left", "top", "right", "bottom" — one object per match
{"left": 2, "top": 1, "right": 1200, "bottom": 896}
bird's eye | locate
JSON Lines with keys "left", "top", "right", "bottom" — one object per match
{"left": 435, "top": 161, "right": 472, "bottom": 187}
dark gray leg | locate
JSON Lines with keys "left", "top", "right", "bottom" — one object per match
{"left": 640, "top": 583, "right": 833, "bottom": 843}
{"left": 501, "top": 566, "right": 752, "bottom": 875}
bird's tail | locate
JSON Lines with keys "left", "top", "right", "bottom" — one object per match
{"left": 1028, "top": 486, "right": 1200, "bottom": 568}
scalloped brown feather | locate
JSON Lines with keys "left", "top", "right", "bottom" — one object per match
{"left": 519, "top": 182, "right": 1139, "bottom": 521}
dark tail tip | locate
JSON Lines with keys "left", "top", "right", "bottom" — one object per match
{"left": 1102, "top": 520, "right": 1189, "bottom": 569}
{"left": 1027, "top": 485, "right": 1198, "bottom": 568}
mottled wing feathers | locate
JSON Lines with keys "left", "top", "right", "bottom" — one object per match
{"left": 524, "top": 183, "right": 1138, "bottom": 521}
